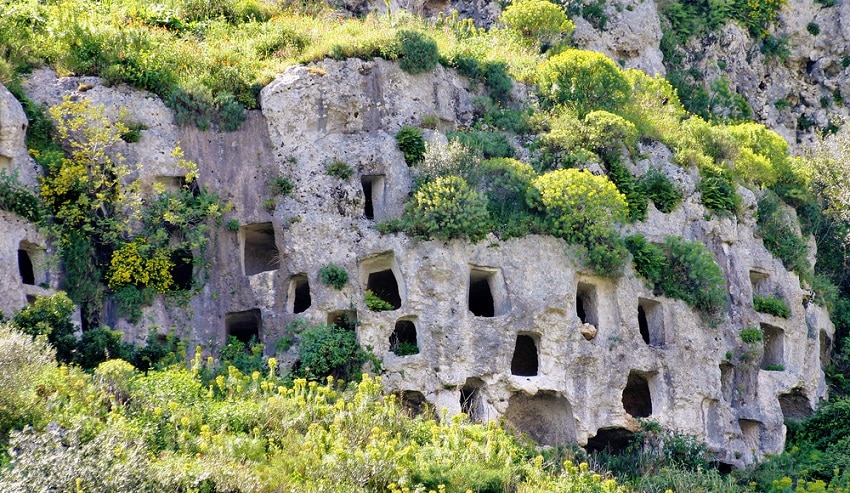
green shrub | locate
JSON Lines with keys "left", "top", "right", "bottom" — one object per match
{"left": 326, "top": 160, "right": 353, "bottom": 180}
{"left": 404, "top": 176, "right": 490, "bottom": 242}
{"left": 225, "top": 218, "right": 240, "bottom": 231}
{"left": 582, "top": 110, "right": 638, "bottom": 158}
{"left": 607, "top": 158, "right": 648, "bottom": 222}
{"left": 262, "top": 197, "right": 277, "bottom": 211}
{"left": 396, "top": 30, "right": 439, "bottom": 75}
{"left": 586, "top": 232, "right": 630, "bottom": 278}
{"left": 698, "top": 166, "right": 740, "bottom": 215}
{"left": 807, "top": 22, "right": 821, "bottom": 35}
{"left": 500, "top": 0, "right": 575, "bottom": 46}
{"left": 656, "top": 236, "right": 727, "bottom": 315}
{"left": 536, "top": 49, "right": 631, "bottom": 115}
{"left": 447, "top": 129, "right": 515, "bottom": 159}
{"left": 119, "top": 122, "right": 148, "bottom": 143}
{"left": 319, "top": 263, "right": 348, "bottom": 290}
{"left": 764, "top": 364, "right": 784, "bottom": 371}
{"left": 0, "top": 171, "right": 42, "bottom": 222}
{"left": 74, "top": 326, "right": 133, "bottom": 370}
{"left": 365, "top": 290, "right": 394, "bottom": 312}
{"left": 269, "top": 176, "right": 294, "bottom": 196}
{"left": 295, "top": 323, "right": 373, "bottom": 382}
{"left": 625, "top": 234, "right": 666, "bottom": 284}
{"left": 219, "top": 335, "right": 265, "bottom": 375}
{"left": 638, "top": 169, "right": 683, "bottom": 213}
{"left": 740, "top": 327, "right": 764, "bottom": 343}
{"left": 396, "top": 126, "right": 426, "bottom": 166}
{"left": 757, "top": 191, "right": 809, "bottom": 275}
{"left": 113, "top": 285, "right": 156, "bottom": 324}
{"left": 753, "top": 294, "right": 791, "bottom": 318}
{"left": 12, "top": 292, "right": 78, "bottom": 364}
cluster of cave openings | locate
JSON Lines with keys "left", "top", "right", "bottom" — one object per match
{"left": 576, "top": 282, "right": 598, "bottom": 327}
{"left": 468, "top": 267, "right": 508, "bottom": 317}
{"left": 760, "top": 323, "right": 785, "bottom": 370}
{"left": 361, "top": 253, "right": 404, "bottom": 310}
{"left": 17, "top": 240, "right": 39, "bottom": 286}
{"left": 240, "top": 223, "right": 279, "bottom": 276}
{"left": 328, "top": 309, "right": 357, "bottom": 331}
{"left": 638, "top": 298, "right": 664, "bottom": 346}
{"left": 504, "top": 392, "right": 576, "bottom": 446}
{"left": 389, "top": 318, "right": 418, "bottom": 355}
{"left": 288, "top": 274, "right": 311, "bottom": 314}
{"left": 622, "top": 370, "right": 653, "bottom": 418}
{"left": 779, "top": 388, "right": 814, "bottom": 421}
{"left": 511, "top": 334, "right": 539, "bottom": 376}
{"left": 360, "top": 175, "right": 385, "bottom": 220}
{"left": 460, "top": 378, "right": 485, "bottom": 422}
{"left": 225, "top": 309, "right": 262, "bottom": 345}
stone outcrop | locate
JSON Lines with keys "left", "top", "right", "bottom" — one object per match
{"left": 0, "top": 56, "right": 833, "bottom": 470}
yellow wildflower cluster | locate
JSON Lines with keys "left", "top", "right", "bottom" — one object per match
{"left": 106, "top": 239, "right": 174, "bottom": 292}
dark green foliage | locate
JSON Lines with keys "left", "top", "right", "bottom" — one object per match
{"left": 326, "top": 160, "right": 353, "bottom": 180}
{"left": 319, "top": 263, "right": 348, "bottom": 290}
{"left": 7, "top": 84, "right": 55, "bottom": 152}
{"left": 295, "top": 324, "right": 374, "bottom": 382}
{"left": 219, "top": 335, "right": 265, "bottom": 375}
{"left": 761, "top": 35, "right": 790, "bottom": 60}
{"left": 12, "top": 292, "right": 77, "bottom": 364}
{"left": 477, "top": 158, "right": 539, "bottom": 238}
{"left": 59, "top": 231, "right": 106, "bottom": 329}
{"left": 74, "top": 327, "right": 133, "bottom": 370}
{"left": 119, "top": 122, "right": 148, "bottom": 143}
{"left": 797, "top": 399, "right": 850, "bottom": 450}
{"left": 807, "top": 22, "right": 821, "bottom": 36}
{"left": 365, "top": 290, "right": 394, "bottom": 312}
{"left": 698, "top": 166, "right": 740, "bottom": 215}
{"left": 0, "top": 171, "right": 42, "bottom": 222}
{"left": 480, "top": 61, "right": 513, "bottom": 102}
{"left": 269, "top": 176, "right": 294, "bottom": 196}
{"left": 113, "top": 285, "right": 156, "bottom": 324}
{"left": 395, "top": 126, "right": 426, "bottom": 166}
{"left": 225, "top": 218, "right": 240, "bottom": 231}
{"left": 753, "top": 294, "right": 791, "bottom": 318}
{"left": 447, "top": 130, "right": 515, "bottom": 159}
{"left": 132, "top": 331, "right": 182, "bottom": 372}
{"left": 757, "top": 191, "right": 810, "bottom": 275}
{"left": 652, "top": 236, "right": 727, "bottom": 315}
{"left": 638, "top": 169, "right": 683, "bottom": 213}
{"left": 396, "top": 30, "right": 439, "bottom": 75}
{"left": 740, "top": 327, "right": 763, "bottom": 343}
{"left": 607, "top": 159, "right": 647, "bottom": 221}
{"left": 586, "top": 232, "right": 629, "bottom": 278}
{"left": 625, "top": 234, "right": 666, "bottom": 284}
{"left": 413, "top": 463, "right": 510, "bottom": 493}
{"left": 392, "top": 341, "right": 419, "bottom": 356}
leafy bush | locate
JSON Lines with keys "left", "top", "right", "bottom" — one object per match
{"left": 0, "top": 171, "right": 42, "bottom": 222}
{"left": 500, "top": 0, "right": 575, "bottom": 46}
{"left": 757, "top": 191, "right": 809, "bottom": 275}
{"left": 582, "top": 110, "right": 638, "bottom": 158}
{"left": 586, "top": 232, "right": 630, "bottom": 278}
{"left": 447, "top": 129, "right": 515, "bottom": 159}
{"left": 625, "top": 234, "right": 666, "bottom": 284}
{"left": 638, "top": 169, "right": 683, "bottom": 213}
{"left": 396, "top": 30, "right": 439, "bottom": 75}
{"left": 657, "top": 236, "right": 727, "bottom": 315}
{"left": 74, "top": 326, "right": 132, "bottom": 370}
{"left": 0, "top": 323, "right": 55, "bottom": 444}
{"left": 740, "top": 327, "right": 764, "bottom": 343}
{"left": 12, "top": 292, "right": 77, "bottom": 363}
{"left": 607, "top": 158, "right": 648, "bottom": 221}
{"left": 365, "top": 290, "right": 394, "bottom": 312}
{"left": 326, "top": 159, "right": 353, "bottom": 180}
{"left": 319, "top": 263, "right": 348, "bottom": 290}
{"left": 225, "top": 218, "right": 240, "bottom": 231}
{"left": 106, "top": 239, "right": 175, "bottom": 293}
{"left": 219, "top": 335, "right": 265, "bottom": 375}
{"left": 269, "top": 176, "right": 294, "bottom": 196}
{"left": 754, "top": 294, "right": 791, "bottom": 318}
{"left": 396, "top": 126, "right": 426, "bottom": 165}
{"left": 536, "top": 49, "right": 631, "bottom": 115}
{"left": 698, "top": 166, "right": 740, "bottom": 215}
{"left": 404, "top": 176, "right": 490, "bottom": 242}
{"left": 295, "top": 324, "right": 373, "bottom": 382}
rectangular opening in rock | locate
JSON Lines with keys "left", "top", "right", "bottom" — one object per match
{"left": 622, "top": 370, "right": 653, "bottom": 418}
{"left": 779, "top": 388, "right": 813, "bottom": 421}
{"left": 511, "top": 334, "right": 539, "bottom": 376}
{"left": 505, "top": 392, "right": 576, "bottom": 446}
{"left": 739, "top": 419, "right": 761, "bottom": 453}
{"left": 0, "top": 155, "right": 11, "bottom": 171}
{"left": 154, "top": 175, "right": 185, "bottom": 193}
{"left": 468, "top": 266, "right": 509, "bottom": 317}
{"left": 749, "top": 270, "right": 770, "bottom": 298}
{"left": 359, "top": 252, "right": 404, "bottom": 310}
{"left": 239, "top": 222, "right": 279, "bottom": 276}
{"left": 638, "top": 298, "right": 664, "bottom": 346}
{"left": 389, "top": 318, "right": 418, "bottom": 355}
{"left": 288, "top": 273, "right": 311, "bottom": 314}
{"left": 576, "top": 282, "right": 598, "bottom": 326}
{"left": 170, "top": 249, "right": 194, "bottom": 290}
{"left": 225, "top": 309, "right": 262, "bottom": 345}
{"left": 18, "top": 249, "right": 35, "bottom": 285}
{"left": 396, "top": 390, "right": 430, "bottom": 417}
{"left": 760, "top": 323, "right": 784, "bottom": 370}
{"left": 18, "top": 240, "right": 43, "bottom": 286}
{"left": 460, "top": 378, "right": 484, "bottom": 422}
{"left": 328, "top": 309, "right": 357, "bottom": 331}
{"left": 360, "top": 175, "right": 384, "bottom": 220}
{"left": 720, "top": 362, "right": 734, "bottom": 402}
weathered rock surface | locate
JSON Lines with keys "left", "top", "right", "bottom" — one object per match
{"left": 1, "top": 56, "right": 833, "bottom": 469}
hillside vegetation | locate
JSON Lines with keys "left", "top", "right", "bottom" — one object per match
{"left": 4, "top": 0, "right": 850, "bottom": 491}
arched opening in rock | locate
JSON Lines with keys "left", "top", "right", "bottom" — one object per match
{"left": 239, "top": 223, "right": 279, "bottom": 276}
{"left": 585, "top": 427, "right": 634, "bottom": 454}
{"left": 360, "top": 175, "right": 384, "bottom": 220}
{"left": 170, "top": 249, "right": 194, "bottom": 291}
{"left": 511, "top": 334, "right": 539, "bottom": 376}
{"left": 637, "top": 298, "right": 664, "bottom": 346}
{"left": 328, "top": 309, "right": 357, "bottom": 331}
{"left": 460, "top": 378, "right": 485, "bottom": 422}
{"left": 504, "top": 392, "right": 575, "bottom": 446}
{"left": 397, "top": 390, "right": 429, "bottom": 417}
{"left": 576, "top": 282, "right": 598, "bottom": 326}
{"left": 622, "top": 371, "right": 653, "bottom": 418}
{"left": 712, "top": 462, "right": 735, "bottom": 474}
{"left": 225, "top": 309, "right": 262, "bottom": 345}
{"left": 720, "top": 362, "right": 734, "bottom": 403}
{"left": 18, "top": 249, "right": 35, "bottom": 285}
{"left": 779, "top": 389, "right": 813, "bottom": 421}
{"left": 390, "top": 319, "right": 418, "bottom": 355}
{"left": 760, "top": 323, "right": 785, "bottom": 370}
{"left": 288, "top": 274, "right": 311, "bottom": 314}
{"left": 820, "top": 330, "right": 832, "bottom": 370}
{"left": 468, "top": 270, "right": 495, "bottom": 317}
{"left": 366, "top": 269, "right": 401, "bottom": 310}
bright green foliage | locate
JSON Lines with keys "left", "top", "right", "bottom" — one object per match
{"left": 740, "top": 327, "right": 764, "bottom": 343}
{"left": 754, "top": 294, "right": 791, "bottom": 318}
{"left": 698, "top": 166, "right": 740, "bottom": 215}
{"left": 395, "top": 30, "right": 439, "bottom": 74}
{"left": 478, "top": 157, "right": 538, "bottom": 237}
{"left": 404, "top": 175, "right": 490, "bottom": 242}
{"left": 657, "top": 236, "right": 727, "bottom": 315}
{"left": 319, "top": 263, "right": 348, "bottom": 290}
{"left": 12, "top": 292, "right": 77, "bottom": 363}
{"left": 582, "top": 110, "right": 638, "bottom": 158}
{"left": 757, "top": 191, "right": 810, "bottom": 275}
{"left": 447, "top": 129, "right": 515, "bottom": 159}
{"left": 268, "top": 176, "right": 294, "bottom": 196}
{"left": 500, "top": 0, "right": 575, "bottom": 47}
{"left": 395, "top": 126, "right": 426, "bottom": 165}
{"left": 326, "top": 159, "right": 353, "bottom": 180}
{"left": 218, "top": 335, "right": 265, "bottom": 375}
{"left": 0, "top": 171, "right": 42, "bottom": 222}
{"left": 638, "top": 169, "right": 683, "bottom": 213}
{"left": 365, "top": 290, "right": 394, "bottom": 312}
{"left": 536, "top": 49, "right": 631, "bottom": 115}
{"left": 295, "top": 324, "right": 372, "bottom": 382}
{"left": 529, "top": 168, "right": 628, "bottom": 244}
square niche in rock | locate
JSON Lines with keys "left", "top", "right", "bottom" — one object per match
{"left": 239, "top": 223, "right": 279, "bottom": 276}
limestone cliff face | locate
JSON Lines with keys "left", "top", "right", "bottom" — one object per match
{"left": 0, "top": 58, "right": 834, "bottom": 468}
